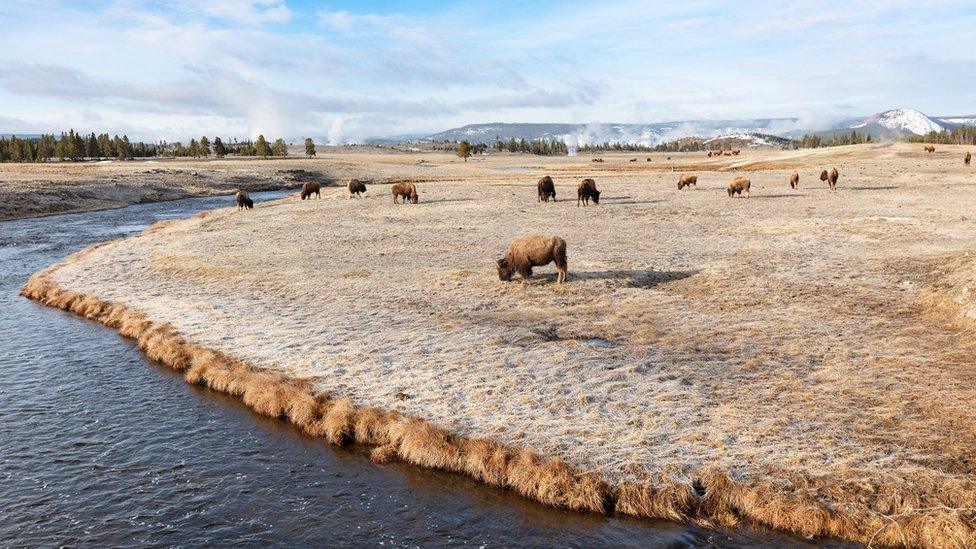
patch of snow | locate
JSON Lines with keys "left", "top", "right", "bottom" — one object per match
{"left": 943, "top": 117, "right": 976, "bottom": 125}
{"left": 854, "top": 109, "right": 943, "bottom": 135}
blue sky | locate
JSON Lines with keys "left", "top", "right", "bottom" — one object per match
{"left": 0, "top": 0, "right": 973, "bottom": 141}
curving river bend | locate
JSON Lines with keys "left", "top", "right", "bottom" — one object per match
{"left": 0, "top": 192, "right": 851, "bottom": 547}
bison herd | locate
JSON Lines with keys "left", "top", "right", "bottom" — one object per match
{"left": 231, "top": 146, "right": 971, "bottom": 286}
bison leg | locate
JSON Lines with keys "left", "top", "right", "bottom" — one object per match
{"left": 519, "top": 266, "right": 533, "bottom": 281}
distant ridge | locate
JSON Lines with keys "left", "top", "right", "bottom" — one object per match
{"left": 409, "top": 109, "right": 975, "bottom": 147}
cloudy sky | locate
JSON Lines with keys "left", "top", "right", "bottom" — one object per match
{"left": 0, "top": 0, "right": 973, "bottom": 142}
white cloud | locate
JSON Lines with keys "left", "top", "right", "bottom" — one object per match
{"left": 0, "top": 0, "right": 973, "bottom": 140}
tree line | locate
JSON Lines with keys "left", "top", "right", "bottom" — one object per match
{"left": 0, "top": 130, "right": 316, "bottom": 162}
{"left": 907, "top": 126, "right": 976, "bottom": 145}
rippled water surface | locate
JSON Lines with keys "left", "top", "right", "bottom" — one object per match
{"left": 0, "top": 193, "right": 852, "bottom": 547}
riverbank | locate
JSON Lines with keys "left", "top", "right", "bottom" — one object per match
{"left": 22, "top": 143, "right": 976, "bottom": 547}
{"left": 0, "top": 153, "right": 441, "bottom": 221}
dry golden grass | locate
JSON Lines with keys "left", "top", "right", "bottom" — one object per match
{"left": 21, "top": 143, "right": 976, "bottom": 547}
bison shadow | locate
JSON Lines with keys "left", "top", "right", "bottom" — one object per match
{"left": 844, "top": 185, "right": 898, "bottom": 191}
{"left": 571, "top": 268, "right": 698, "bottom": 288}
{"left": 421, "top": 198, "right": 476, "bottom": 204}
{"left": 600, "top": 196, "right": 666, "bottom": 205}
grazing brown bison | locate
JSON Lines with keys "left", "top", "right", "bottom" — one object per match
{"left": 577, "top": 178, "right": 601, "bottom": 206}
{"left": 677, "top": 173, "right": 698, "bottom": 190}
{"left": 348, "top": 179, "right": 367, "bottom": 197}
{"left": 497, "top": 235, "right": 568, "bottom": 284}
{"left": 789, "top": 171, "right": 800, "bottom": 189}
{"left": 731, "top": 149, "right": 741, "bottom": 155}
{"left": 924, "top": 145, "right": 936, "bottom": 153}
{"left": 235, "top": 190, "right": 253, "bottom": 210}
{"left": 391, "top": 182, "right": 418, "bottom": 204}
{"left": 707, "top": 151, "right": 713, "bottom": 157}
{"left": 724, "top": 151, "right": 733, "bottom": 156}
{"left": 537, "top": 175, "right": 556, "bottom": 202}
{"left": 646, "top": 157, "right": 652, "bottom": 162}
{"left": 965, "top": 152, "right": 971, "bottom": 166}
{"left": 820, "top": 168, "right": 839, "bottom": 190}
{"left": 727, "top": 177, "right": 751, "bottom": 197}
{"left": 712, "top": 150, "right": 723, "bottom": 156}
{"left": 630, "top": 158, "right": 637, "bottom": 162}
{"left": 592, "top": 158, "right": 604, "bottom": 163}
{"left": 301, "top": 181, "right": 321, "bottom": 200}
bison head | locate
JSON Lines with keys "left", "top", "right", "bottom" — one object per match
{"left": 592, "top": 190, "right": 601, "bottom": 204}
{"left": 820, "top": 170, "right": 828, "bottom": 181}
{"left": 497, "top": 258, "right": 515, "bottom": 281}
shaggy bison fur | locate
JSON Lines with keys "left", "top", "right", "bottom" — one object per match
{"left": 677, "top": 173, "right": 698, "bottom": 190}
{"left": 577, "top": 178, "right": 601, "bottom": 206}
{"left": 820, "top": 168, "right": 839, "bottom": 190}
{"left": 348, "top": 179, "right": 367, "bottom": 197}
{"left": 497, "top": 235, "right": 568, "bottom": 284}
{"left": 728, "top": 177, "right": 751, "bottom": 197}
{"left": 537, "top": 176, "right": 556, "bottom": 202}
{"left": 235, "top": 190, "right": 253, "bottom": 210}
{"left": 301, "top": 181, "right": 321, "bottom": 200}
{"left": 790, "top": 171, "right": 800, "bottom": 189}
{"left": 391, "top": 182, "right": 419, "bottom": 204}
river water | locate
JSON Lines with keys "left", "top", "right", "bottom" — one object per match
{"left": 0, "top": 192, "right": 851, "bottom": 547}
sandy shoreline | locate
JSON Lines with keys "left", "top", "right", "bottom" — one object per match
{"left": 21, "top": 144, "right": 976, "bottom": 547}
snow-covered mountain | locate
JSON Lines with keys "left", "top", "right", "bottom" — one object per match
{"left": 425, "top": 119, "right": 801, "bottom": 148}
{"left": 849, "top": 109, "right": 946, "bottom": 136}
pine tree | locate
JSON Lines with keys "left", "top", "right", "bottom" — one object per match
{"left": 37, "top": 135, "right": 54, "bottom": 162}
{"left": 86, "top": 133, "right": 99, "bottom": 158}
{"left": 456, "top": 140, "right": 471, "bottom": 161}
{"left": 72, "top": 130, "right": 84, "bottom": 160}
{"left": 255, "top": 135, "right": 270, "bottom": 158}
{"left": 8, "top": 137, "right": 22, "bottom": 162}
{"left": 304, "top": 137, "right": 316, "bottom": 157}
{"left": 200, "top": 136, "right": 211, "bottom": 157}
{"left": 213, "top": 137, "right": 226, "bottom": 158}
{"left": 271, "top": 137, "right": 287, "bottom": 157}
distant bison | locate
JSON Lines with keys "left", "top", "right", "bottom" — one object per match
{"left": 789, "top": 171, "right": 800, "bottom": 189}
{"left": 497, "top": 235, "right": 568, "bottom": 284}
{"left": 646, "top": 157, "right": 652, "bottom": 162}
{"left": 537, "top": 175, "right": 556, "bottom": 202}
{"left": 925, "top": 145, "right": 936, "bottom": 153}
{"left": 728, "top": 177, "right": 751, "bottom": 197}
{"left": 235, "top": 190, "right": 253, "bottom": 210}
{"left": 577, "top": 178, "right": 601, "bottom": 206}
{"left": 820, "top": 168, "right": 839, "bottom": 190}
{"left": 707, "top": 151, "right": 713, "bottom": 157}
{"left": 731, "top": 149, "right": 741, "bottom": 155}
{"left": 348, "top": 179, "right": 367, "bottom": 197}
{"left": 724, "top": 151, "right": 733, "bottom": 156}
{"left": 965, "top": 152, "right": 971, "bottom": 166}
{"left": 301, "top": 181, "right": 321, "bottom": 200}
{"left": 630, "top": 158, "right": 637, "bottom": 162}
{"left": 592, "top": 158, "right": 604, "bottom": 163}
{"left": 677, "top": 173, "right": 698, "bottom": 190}
{"left": 391, "top": 182, "right": 418, "bottom": 204}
